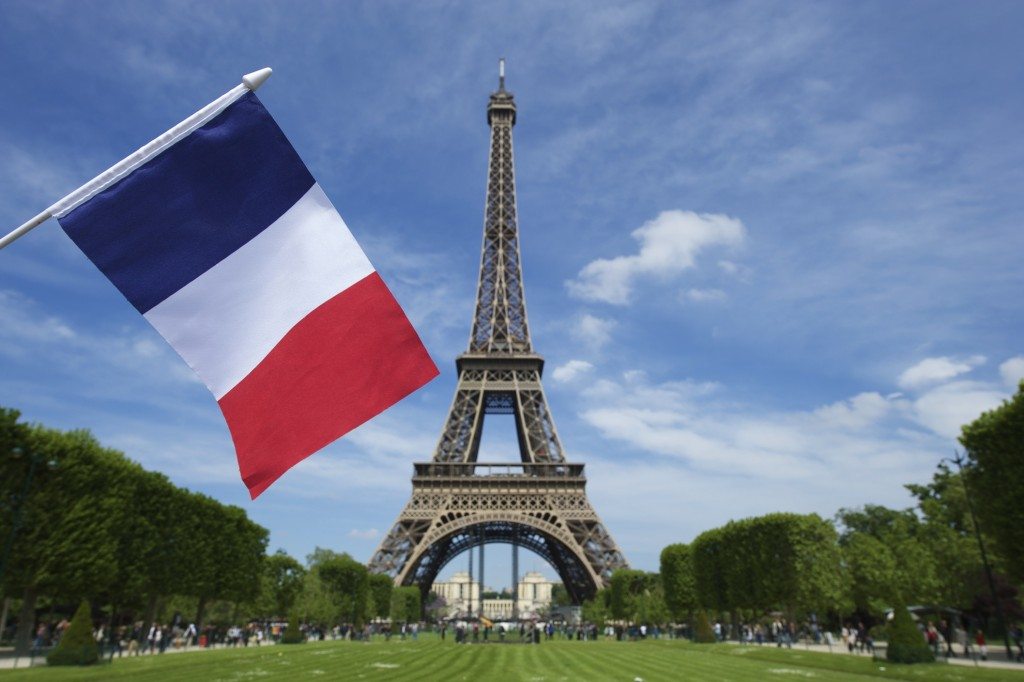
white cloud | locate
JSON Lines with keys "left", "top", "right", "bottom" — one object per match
{"left": 578, "top": 372, "right": 933, "bottom": 487}
{"left": 999, "top": 356, "right": 1024, "bottom": 388}
{"left": 552, "top": 360, "right": 594, "bottom": 383}
{"left": 571, "top": 313, "right": 617, "bottom": 352}
{"left": 568, "top": 362, "right": 1015, "bottom": 564}
{"left": 812, "top": 391, "right": 893, "bottom": 429}
{"left": 566, "top": 211, "right": 746, "bottom": 304}
{"left": 0, "top": 289, "right": 200, "bottom": 392}
{"left": 897, "top": 355, "right": 985, "bottom": 390}
{"left": 348, "top": 528, "right": 380, "bottom": 540}
{"left": 683, "top": 288, "right": 727, "bottom": 302}
{"left": 910, "top": 380, "right": 1007, "bottom": 440}
{"left": 718, "top": 260, "right": 739, "bottom": 275}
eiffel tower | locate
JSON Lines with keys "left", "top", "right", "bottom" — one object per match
{"left": 368, "top": 61, "right": 628, "bottom": 609}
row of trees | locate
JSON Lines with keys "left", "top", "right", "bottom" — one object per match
{"left": 582, "top": 384, "right": 1024, "bottom": 633}
{"left": 0, "top": 406, "right": 437, "bottom": 656}
{"left": 289, "top": 548, "right": 417, "bottom": 628}
{"left": 0, "top": 408, "right": 268, "bottom": 655}
{"left": 582, "top": 491, "right": 1016, "bottom": 634}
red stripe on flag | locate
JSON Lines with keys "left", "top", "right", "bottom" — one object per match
{"left": 218, "top": 272, "right": 438, "bottom": 498}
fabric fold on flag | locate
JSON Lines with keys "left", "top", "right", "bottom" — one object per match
{"left": 56, "top": 91, "right": 438, "bottom": 498}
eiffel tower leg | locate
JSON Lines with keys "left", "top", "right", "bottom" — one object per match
{"left": 433, "top": 384, "right": 485, "bottom": 463}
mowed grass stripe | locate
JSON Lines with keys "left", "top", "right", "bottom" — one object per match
{"left": 549, "top": 642, "right": 612, "bottom": 681}
{"left": 440, "top": 640, "right": 491, "bottom": 681}
{"left": 585, "top": 641, "right": 707, "bottom": 681}
{"left": 539, "top": 641, "right": 580, "bottom": 681}
{"left": 590, "top": 641, "right": 706, "bottom": 681}
{"left": 392, "top": 641, "right": 456, "bottom": 679}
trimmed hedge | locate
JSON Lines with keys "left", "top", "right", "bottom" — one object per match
{"left": 886, "top": 604, "right": 934, "bottom": 664}
{"left": 280, "top": 613, "right": 305, "bottom": 644}
{"left": 47, "top": 601, "right": 99, "bottom": 666}
{"left": 694, "top": 610, "right": 717, "bottom": 643}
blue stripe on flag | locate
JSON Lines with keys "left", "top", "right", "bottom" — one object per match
{"left": 58, "top": 92, "right": 315, "bottom": 314}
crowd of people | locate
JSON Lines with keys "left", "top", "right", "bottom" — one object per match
{"left": 11, "top": 611, "right": 1024, "bottom": 666}
{"left": 19, "top": 618, "right": 287, "bottom": 658}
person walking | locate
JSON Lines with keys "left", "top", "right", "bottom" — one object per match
{"left": 975, "top": 630, "right": 987, "bottom": 661}
{"left": 926, "top": 621, "right": 939, "bottom": 656}
{"left": 146, "top": 623, "right": 158, "bottom": 654}
{"left": 183, "top": 622, "right": 197, "bottom": 648}
{"left": 940, "top": 619, "right": 956, "bottom": 658}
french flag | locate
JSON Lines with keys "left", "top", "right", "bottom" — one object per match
{"left": 54, "top": 89, "right": 438, "bottom": 498}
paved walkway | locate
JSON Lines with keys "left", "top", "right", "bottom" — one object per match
{"left": 0, "top": 640, "right": 279, "bottom": 669}
{"left": 741, "top": 639, "right": 1024, "bottom": 673}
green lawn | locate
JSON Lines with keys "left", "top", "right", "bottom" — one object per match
{"left": 5, "top": 636, "right": 1021, "bottom": 681}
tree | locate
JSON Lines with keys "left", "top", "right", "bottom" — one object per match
{"left": 609, "top": 569, "right": 663, "bottom": 623}
{"left": 113, "top": 471, "right": 190, "bottom": 636}
{"left": 837, "top": 505, "right": 942, "bottom": 610}
{"left": 261, "top": 551, "right": 306, "bottom": 618}
{"left": 841, "top": 533, "right": 899, "bottom": 615}
{"left": 368, "top": 573, "right": 394, "bottom": 620}
{"left": 905, "top": 466, "right": 989, "bottom": 608}
{"left": 0, "top": 407, "right": 273, "bottom": 654}
{"left": 660, "top": 544, "right": 697, "bottom": 622}
{"left": 296, "top": 569, "right": 336, "bottom": 626}
{"left": 960, "top": 382, "right": 1024, "bottom": 584}
{"left": 691, "top": 528, "right": 729, "bottom": 613}
{"left": 692, "top": 514, "right": 845, "bottom": 619}
{"left": 1, "top": 425, "right": 131, "bottom": 656}
{"left": 317, "top": 554, "right": 369, "bottom": 626}
{"left": 46, "top": 600, "right": 99, "bottom": 666}
{"left": 390, "top": 586, "right": 422, "bottom": 624}
{"left": 182, "top": 493, "right": 269, "bottom": 628}
{"left": 581, "top": 589, "right": 610, "bottom": 627}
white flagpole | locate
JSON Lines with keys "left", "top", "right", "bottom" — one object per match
{"left": 0, "top": 67, "right": 273, "bottom": 251}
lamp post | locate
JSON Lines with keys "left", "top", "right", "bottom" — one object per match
{"left": 942, "top": 451, "right": 1013, "bottom": 661}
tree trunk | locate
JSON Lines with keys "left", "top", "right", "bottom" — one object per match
{"left": 13, "top": 587, "right": 36, "bottom": 658}
{"left": 194, "top": 595, "right": 208, "bottom": 632}
{"left": 0, "top": 597, "right": 10, "bottom": 642}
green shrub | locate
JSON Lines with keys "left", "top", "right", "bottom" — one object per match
{"left": 46, "top": 601, "right": 99, "bottom": 666}
{"left": 280, "top": 613, "right": 305, "bottom": 644}
{"left": 694, "top": 610, "right": 717, "bottom": 643}
{"left": 886, "top": 604, "right": 934, "bottom": 664}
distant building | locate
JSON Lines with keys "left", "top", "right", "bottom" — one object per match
{"left": 516, "top": 571, "right": 554, "bottom": 615}
{"left": 431, "top": 571, "right": 479, "bottom": 616}
{"left": 432, "top": 571, "right": 556, "bottom": 620}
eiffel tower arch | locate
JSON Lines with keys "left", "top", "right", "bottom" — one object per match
{"left": 368, "top": 62, "right": 628, "bottom": 608}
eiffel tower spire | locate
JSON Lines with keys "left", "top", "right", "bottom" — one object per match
{"left": 469, "top": 58, "right": 530, "bottom": 354}
{"left": 368, "top": 63, "right": 628, "bottom": 604}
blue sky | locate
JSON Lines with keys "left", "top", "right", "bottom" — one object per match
{"left": 1, "top": 1, "right": 1022, "bottom": 588}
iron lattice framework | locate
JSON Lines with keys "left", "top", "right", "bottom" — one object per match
{"left": 369, "top": 68, "right": 628, "bottom": 605}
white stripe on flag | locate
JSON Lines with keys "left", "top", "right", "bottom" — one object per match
{"left": 145, "top": 183, "right": 375, "bottom": 398}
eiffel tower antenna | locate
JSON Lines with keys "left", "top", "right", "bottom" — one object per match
{"left": 369, "top": 63, "right": 628, "bottom": 606}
